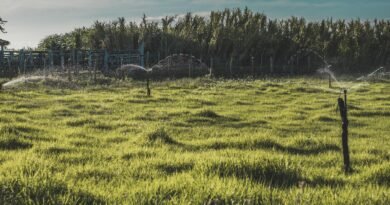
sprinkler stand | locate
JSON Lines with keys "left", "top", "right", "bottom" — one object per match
{"left": 146, "top": 76, "right": 151, "bottom": 97}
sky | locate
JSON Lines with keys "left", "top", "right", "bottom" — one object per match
{"left": 1, "top": 0, "right": 389, "bottom": 49}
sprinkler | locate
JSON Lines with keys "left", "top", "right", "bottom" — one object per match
{"left": 338, "top": 89, "right": 351, "bottom": 173}
{"left": 146, "top": 75, "right": 151, "bottom": 97}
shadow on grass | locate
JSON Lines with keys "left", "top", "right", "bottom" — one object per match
{"left": 351, "top": 111, "right": 390, "bottom": 117}
{"left": 122, "top": 151, "right": 156, "bottom": 160}
{"left": 204, "top": 159, "right": 301, "bottom": 187}
{"left": 190, "top": 139, "right": 340, "bottom": 155}
{"left": 41, "top": 147, "right": 73, "bottom": 155}
{"left": 66, "top": 118, "right": 96, "bottom": 127}
{"left": 156, "top": 162, "right": 194, "bottom": 175}
{"left": 144, "top": 128, "right": 181, "bottom": 146}
{"left": 307, "top": 176, "right": 345, "bottom": 187}
{"left": 0, "top": 125, "right": 42, "bottom": 136}
{"left": 183, "top": 110, "right": 243, "bottom": 127}
{"left": 0, "top": 178, "right": 105, "bottom": 204}
{"left": 0, "top": 137, "right": 32, "bottom": 150}
{"left": 128, "top": 97, "right": 175, "bottom": 104}
{"left": 51, "top": 108, "right": 75, "bottom": 117}
{"left": 366, "top": 163, "right": 390, "bottom": 186}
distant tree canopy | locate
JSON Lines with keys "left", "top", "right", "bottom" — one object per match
{"left": 38, "top": 8, "right": 390, "bottom": 73}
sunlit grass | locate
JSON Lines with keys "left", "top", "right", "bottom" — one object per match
{"left": 0, "top": 77, "right": 389, "bottom": 204}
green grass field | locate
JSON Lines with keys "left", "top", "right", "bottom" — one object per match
{"left": 0, "top": 77, "right": 389, "bottom": 204}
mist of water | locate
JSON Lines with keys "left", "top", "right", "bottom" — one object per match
{"left": 317, "top": 65, "right": 343, "bottom": 88}
{"left": 315, "top": 65, "right": 377, "bottom": 94}
{"left": 356, "top": 67, "right": 384, "bottom": 81}
{"left": 2, "top": 75, "right": 51, "bottom": 88}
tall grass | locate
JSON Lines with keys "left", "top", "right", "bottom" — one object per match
{"left": 0, "top": 77, "right": 389, "bottom": 204}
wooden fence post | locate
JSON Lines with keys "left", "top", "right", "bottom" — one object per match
{"left": 67, "top": 55, "right": 72, "bottom": 82}
{"left": 338, "top": 90, "right": 351, "bottom": 174}
{"left": 146, "top": 76, "right": 151, "bottom": 96}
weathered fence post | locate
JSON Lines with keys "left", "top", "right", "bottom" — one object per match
{"left": 67, "top": 57, "right": 72, "bottom": 82}
{"left": 338, "top": 90, "right": 351, "bottom": 174}
{"left": 146, "top": 76, "right": 151, "bottom": 97}
{"left": 329, "top": 74, "right": 332, "bottom": 88}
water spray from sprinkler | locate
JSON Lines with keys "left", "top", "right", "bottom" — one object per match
{"left": 356, "top": 66, "right": 385, "bottom": 81}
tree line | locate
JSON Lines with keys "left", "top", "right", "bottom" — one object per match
{"left": 37, "top": 8, "right": 390, "bottom": 75}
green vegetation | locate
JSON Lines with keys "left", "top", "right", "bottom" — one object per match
{"left": 38, "top": 8, "right": 390, "bottom": 74}
{"left": 0, "top": 77, "right": 389, "bottom": 204}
